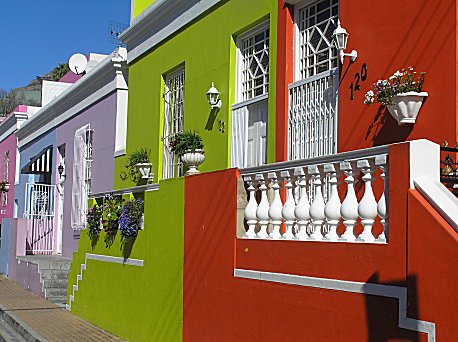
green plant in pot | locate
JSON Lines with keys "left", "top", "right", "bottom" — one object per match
{"left": 120, "top": 148, "right": 153, "bottom": 184}
{"left": 169, "top": 131, "right": 205, "bottom": 175}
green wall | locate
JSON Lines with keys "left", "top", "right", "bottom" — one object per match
{"left": 132, "top": 0, "right": 156, "bottom": 19}
{"left": 117, "top": 0, "right": 278, "bottom": 188}
{"left": 68, "top": 179, "right": 184, "bottom": 341}
{"left": 69, "top": 1, "right": 278, "bottom": 340}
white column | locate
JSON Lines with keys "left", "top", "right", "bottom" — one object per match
{"left": 294, "top": 167, "right": 310, "bottom": 240}
{"left": 243, "top": 176, "right": 258, "bottom": 239}
{"left": 339, "top": 161, "right": 358, "bottom": 242}
{"left": 323, "top": 163, "right": 341, "bottom": 241}
{"left": 281, "top": 170, "right": 295, "bottom": 239}
{"left": 308, "top": 165, "right": 325, "bottom": 241}
{"left": 268, "top": 172, "right": 283, "bottom": 239}
{"left": 356, "top": 159, "right": 378, "bottom": 243}
{"left": 255, "top": 173, "right": 270, "bottom": 239}
{"left": 375, "top": 155, "right": 388, "bottom": 243}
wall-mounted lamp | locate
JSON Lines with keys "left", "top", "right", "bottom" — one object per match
{"left": 206, "top": 83, "right": 222, "bottom": 109}
{"left": 58, "top": 164, "right": 65, "bottom": 178}
{"left": 332, "top": 20, "right": 357, "bottom": 64}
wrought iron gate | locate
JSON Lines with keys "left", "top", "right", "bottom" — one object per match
{"left": 24, "top": 183, "right": 56, "bottom": 254}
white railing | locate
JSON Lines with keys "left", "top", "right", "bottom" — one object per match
{"left": 240, "top": 146, "right": 388, "bottom": 243}
{"left": 24, "top": 183, "right": 56, "bottom": 254}
{"left": 288, "top": 70, "right": 338, "bottom": 160}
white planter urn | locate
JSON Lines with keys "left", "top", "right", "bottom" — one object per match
{"left": 387, "top": 91, "right": 428, "bottom": 125}
{"left": 135, "top": 163, "right": 153, "bottom": 179}
{"left": 181, "top": 149, "right": 205, "bottom": 175}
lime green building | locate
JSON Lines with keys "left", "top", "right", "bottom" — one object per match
{"left": 68, "top": 1, "right": 279, "bottom": 340}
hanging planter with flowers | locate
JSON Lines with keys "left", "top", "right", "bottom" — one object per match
{"left": 87, "top": 203, "right": 103, "bottom": 237}
{"left": 364, "top": 67, "right": 427, "bottom": 125}
{"left": 119, "top": 198, "right": 145, "bottom": 241}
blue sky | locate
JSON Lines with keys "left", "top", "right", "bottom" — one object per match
{"left": 0, "top": 0, "right": 131, "bottom": 90}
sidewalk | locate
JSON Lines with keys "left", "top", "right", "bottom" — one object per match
{"left": 0, "top": 275, "right": 124, "bottom": 341}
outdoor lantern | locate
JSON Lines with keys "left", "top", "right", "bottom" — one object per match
{"left": 206, "top": 83, "right": 222, "bottom": 109}
{"left": 332, "top": 20, "right": 357, "bottom": 64}
{"left": 58, "top": 164, "right": 65, "bottom": 178}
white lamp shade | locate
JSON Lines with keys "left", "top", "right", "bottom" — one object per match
{"left": 206, "top": 83, "right": 220, "bottom": 106}
{"left": 333, "top": 19, "right": 349, "bottom": 51}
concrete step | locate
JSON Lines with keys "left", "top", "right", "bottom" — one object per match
{"left": 39, "top": 260, "right": 71, "bottom": 271}
{"left": 45, "top": 287, "right": 67, "bottom": 298}
{"left": 42, "top": 278, "right": 67, "bottom": 288}
{"left": 40, "top": 269, "right": 69, "bottom": 279}
{"left": 48, "top": 296, "right": 68, "bottom": 304}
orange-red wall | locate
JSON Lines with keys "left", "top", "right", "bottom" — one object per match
{"left": 276, "top": 0, "right": 457, "bottom": 161}
{"left": 183, "top": 167, "right": 444, "bottom": 341}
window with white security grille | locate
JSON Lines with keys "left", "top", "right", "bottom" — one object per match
{"left": 71, "top": 124, "right": 93, "bottom": 230}
{"left": 288, "top": 0, "right": 339, "bottom": 161}
{"left": 238, "top": 22, "right": 269, "bottom": 101}
{"left": 231, "top": 21, "right": 270, "bottom": 169}
{"left": 2, "top": 151, "right": 9, "bottom": 207}
{"left": 162, "top": 67, "right": 185, "bottom": 179}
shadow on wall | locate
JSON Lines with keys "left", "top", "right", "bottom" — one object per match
{"left": 365, "top": 272, "right": 419, "bottom": 342}
{"left": 365, "top": 107, "right": 414, "bottom": 146}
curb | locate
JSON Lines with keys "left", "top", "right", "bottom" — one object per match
{"left": 0, "top": 307, "right": 50, "bottom": 342}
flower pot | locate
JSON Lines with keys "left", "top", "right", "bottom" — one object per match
{"left": 135, "top": 163, "right": 153, "bottom": 179}
{"left": 2, "top": 182, "right": 10, "bottom": 192}
{"left": 181, "top": 149, "right": 205, "bottom": 175}
{"left": 387, "top": 91, "right": 428, "bottom": 125}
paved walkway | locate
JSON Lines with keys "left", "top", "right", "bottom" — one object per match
{"left": 0, "top": 275, "right": 124, "bottom": 341}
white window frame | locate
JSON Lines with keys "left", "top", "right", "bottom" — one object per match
{"left": 162, "top": 67, "right": 185, "bottom": 179}
{"left": 71, "top": 124, "right": 93, "bottom": 230}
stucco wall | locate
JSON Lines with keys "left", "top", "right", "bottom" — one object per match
{"left": 56, "top": 93, "right": 118, "bottom": 258}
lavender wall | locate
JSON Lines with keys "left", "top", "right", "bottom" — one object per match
{"left": 56, "top": 93, "right": 118, "bottom": 258}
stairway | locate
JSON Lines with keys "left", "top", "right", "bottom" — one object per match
{"left": 16, "top": 255, "right": 71, "bottom": 304}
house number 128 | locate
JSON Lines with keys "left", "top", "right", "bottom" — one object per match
{"left": 350, "top": 63, "right": 367, "bottom": 100}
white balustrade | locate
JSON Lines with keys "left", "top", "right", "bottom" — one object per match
{"left": 268, "top": 172, "right": 283, "bottom": 239}
{"left": 281, "top": 171, "right": 296, "bottom": 239}
{"left": 255, "top": 174, "right": 270, "bottom": 239}
{"left": 240, "top": 147, "right": 389, "bottom": 244}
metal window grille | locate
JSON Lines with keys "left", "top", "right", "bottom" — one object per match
{"left": 162, "top": 67, "right": 185, "bottom": 179}
{"left": 298, "top": 0, "right": 338, "bottom": 79}
{"left": 237, "top": 22, "right": 269, "bottom": 101}
{"left": 2, "top": 151, "right": 9, "bottom": 207}
{"left": 288, "top": 70, "right": 338, "bottom": 160}
{"left": 85, "top": 130, "right": 93, "bottom": 194}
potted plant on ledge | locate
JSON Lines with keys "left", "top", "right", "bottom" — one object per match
{"left": 121, "top": 148, "right": 153, "bottom": 183}
{"left": 169, "top": 131, "right": 205, "bottom": 175}
{"left": 364, "top": 67, "right": 427, "bottom": 125}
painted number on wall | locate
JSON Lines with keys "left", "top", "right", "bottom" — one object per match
{"left": 350, "top": 63, "right": 368, "bottom": 100}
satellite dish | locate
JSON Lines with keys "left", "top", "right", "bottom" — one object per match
{"left": 69, "top": 53, "right": 87, "bottom": 75}
{"left": 84, "top": 59, "right": 99, "bottom": 74}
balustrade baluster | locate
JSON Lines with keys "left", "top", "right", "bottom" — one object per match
{"left": 375, "top": 155, "right": 388, "bottom": 243}
{"left": 356, "top": 160, "right": 378, "bottom": 243}
{"left": 267, "top": 172, "right": 283, "bottom": 239}
{"left": 294, "top": 167, "right": 310, "bottom": 240}
{"left": 308, "top": 165, "right": 325, "bottom": 240}
{"left": 281, "top": 170, "right": 295, "bottom": 239}
{"left": 323, "top": 164, "right": 341, "bottom": 241}
{"left": 243, "top": 176, "right": 258, "bottom": 239}
{"left": 339, "top": 161, "right": 358, "bottom": 242}
{"left": 255, "top": 174, "right": 270, "bottom": 239}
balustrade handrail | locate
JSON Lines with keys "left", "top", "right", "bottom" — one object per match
{"left": 89, "top": 183, "right": 159, "bottom": 199}
{"left": 240, "top": 145, "right": 389, "bottom": 177}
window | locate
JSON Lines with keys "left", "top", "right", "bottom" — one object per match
{"left": 288, "top": 0, "right": 339, "bottom": 160}
{"left": 71, "top": 124, "right": 93, "bottom": 230}
{"left": 296, "top": 0, "right": 338, "bottom": 79}
{"left": 162, "top": 67, "right": 185, "bottom": 179}
{"left": 231, "top": 21, "right": 270, "bottom": 169}
{"left": 2, "top": 151, "right": 9, "bottom": 207}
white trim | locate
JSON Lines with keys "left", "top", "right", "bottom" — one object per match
{"left": 0, "top": 113, "right": 29, "bottom": 143}
{"left": 120, "top": 0, "right": 222, "bottom": 63}
{"left": 130, "top": 0, "right": 135, "bottom": 23}
{"left": 17, "top": 48, "right": 128, "bottom": 148}
{"left": 234, "top": 269, "right": 436, "bottom": 342}
{"left": 414, "top": 178, "right": 458, "bottom": 232}
{"left": 114, "top": 88, "right": 128, "bottom": 155}
{"left": 86, "top": 253, "right": 144, "bottom": 267}
{"left": 409, "top": 139, "right": 439, "bottom": 189}
{"left": 66, "top": 252, "right": 144, "bottom": 310}
{"left": 232, "top": 94, "right": 269, "bottom": 111}
{"left": 114, "top": 148, "right": 126, "bottom": 157}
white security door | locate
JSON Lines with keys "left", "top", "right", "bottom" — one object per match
{"left": 246, "top": 99, "right": 267, "bottom": 167}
